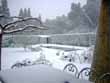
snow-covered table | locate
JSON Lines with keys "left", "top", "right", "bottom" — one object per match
{"left": 0, "top": 65, "right": 92, "bottom": 83}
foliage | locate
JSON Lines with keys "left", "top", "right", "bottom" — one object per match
{"left": 83, "top": 0, "right": 101, "bottom": 28}
{"left": 2, "top": 38, "right": 15, "bottom": 47}
{"left": 44, "top": 15, "right": 70, "bottom": 34}
{"left": 44, "top": 1, "right": 100, "bottom": 34}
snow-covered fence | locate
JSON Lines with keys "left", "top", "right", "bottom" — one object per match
{"left": 3, "top": 33, "right": 96, "bottom": 47}
{"left": 51, "top": 33, "right": 96, "bottom": 46}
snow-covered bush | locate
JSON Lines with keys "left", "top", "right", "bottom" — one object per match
{"left": 28, "top": 46, "right": 42, "bottom": 52}
{"left": 11, "top": 59, "right": 33, "bottom": 69}
{"left": 60, "top": 51, "right": 76, "bottom": 62}
{"left": 33, "top": 54, "right": 52, "bottom": 66}
{"left": 60, "top": 46, "right": 94, "bottom": 64}
{"left": 11, "top": 54, "right": 52, "bottom": 69}
{"left": 81, "top": 46, "right": 94, "bottom": 63}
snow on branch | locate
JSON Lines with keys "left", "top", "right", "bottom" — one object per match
{"left": 3, "top": 25, "right": 47, "bottom": 34}
{"left": 3, "top": 17, "right": 43, "bottom": 29}
{"left": 4, "top": 24, "right": 18, "bottom": 30}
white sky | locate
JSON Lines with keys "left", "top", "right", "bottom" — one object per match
{"left": 7, "top": 0, "right": 87, "bottom": 21}
{"left": 0, "top": 0, "right": 1, "bottom": 6}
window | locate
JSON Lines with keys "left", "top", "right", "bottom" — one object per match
{"left": 1, "top": 0, "right": 101, "bottom": 80}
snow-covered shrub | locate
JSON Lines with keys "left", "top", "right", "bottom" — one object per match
{"left": 33, "top": 53, "right": 52, "bottom": 66}
{"left": 11, "top": 54, "right": 52, "bottom": 69}
{"left": 3, "top": 38, "right": 15, "bottom": 47}
{"left": 81, "top": 45, "right": 94, "bottom": 63}
{"left": 60, "top": 51, "right": 76, "bottom": 62}
{"left": 11, "top": 59, "right": 33, "bottom": 69}
{"left": 28, "top": 46, "right": 42, "bottom": 52}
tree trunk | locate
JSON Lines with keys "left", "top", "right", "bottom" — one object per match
{"left": 0, "top": 33, "right": 2, "bottom": 70}
{"left": 90, "top": 0, "right": 110, "bottom": 82}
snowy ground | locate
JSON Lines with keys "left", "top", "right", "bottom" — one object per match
{"left": 1, "top": 45, "right": 93, "bottom": 79}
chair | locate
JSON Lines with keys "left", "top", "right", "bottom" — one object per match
{"left": 94, "top": 73, "right": 110, "bottom": 83}
{"left": 77, "top": 67, "right": 91, "bottom": 80}
{"left": 99, "top": 73, "right": 110, "bottom": 80}
{"left": 77, "top": 67, "right": 98, "bottom": 81}
{"left": 63, "top": 63, "right": 78, "bottom": 77}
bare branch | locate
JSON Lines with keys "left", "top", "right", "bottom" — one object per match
{"left": 4, "top": 22, "right": 48, "bottom": 31}
{"left": 3, "top": 25, "right": 47, "bottom": 34}
{"left": 3, "top": 17, "right": 43, "bottom": 29}
{"left": 0, "top": 24, "right": 3, "bottom": 29}
{"left": 0, "top": 14, "right": 5, "bottom": 18}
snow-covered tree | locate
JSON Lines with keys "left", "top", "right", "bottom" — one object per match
{"left": 0, "top": 16, "right": 47, "bottom": 70}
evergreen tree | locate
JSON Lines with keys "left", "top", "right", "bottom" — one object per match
{"left": 24, "top": 8, "right": 28, "bottom": 17}
{"left": 2, "top": 0, "right": 8, "bottom": 9}
{"left": 27, "top": 8, "right": 31, "bottom": 17}
{"left": 38, "top": 14, "right": 42, "bottom": 21}
{"left": 0, "top": 0, "right": 10, "bottom": 24}
{"left": 83, "top": 0, "right": 101, "bottom": 28}
{"left": 19, "top": 8, "right": 24, "bottom": 17}
{"left": 68, "top": 2, "right": 91, "bottom": 32}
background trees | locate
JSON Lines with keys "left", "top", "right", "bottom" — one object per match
{"left": 44, "top": 0, "right": 101, "bottom": 34}
{"left": 83, "top": 0, "right": 101, "bottom": 28}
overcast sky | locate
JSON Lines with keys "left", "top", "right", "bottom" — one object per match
{"left": 7, "top": 0, "right": 87, "bottom": 21}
